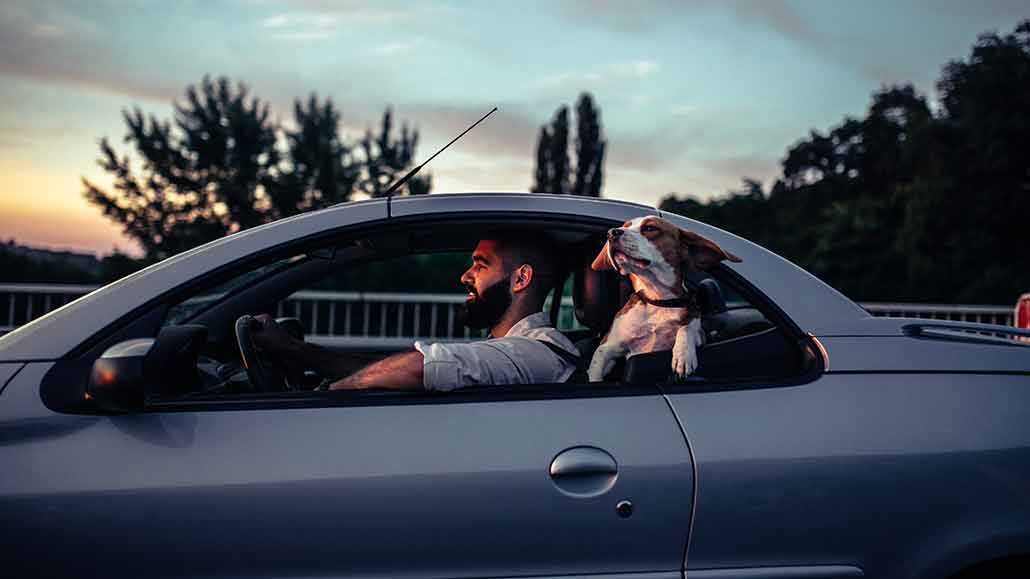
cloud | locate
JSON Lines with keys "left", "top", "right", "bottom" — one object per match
{"left": 725, "top": 0, "right": 822, "bottom": 47}
{"left": 368, "top": 38, "right": 423, "bottom": 56}
{"left": 557, "top": 0, "right": 820, "bottom": 47}
{"left": 700, "top": 153, "right": 780, "bottom": 185}
{"left": 260, "top": 4, "right": 420, "bottom": 41}
{"left": 532, "top": 60, "right": 660, "bottom": 93}
{"left": 0, "top": 3, "right": 186, "bottom": 102}
{"left": 395, "top": 104, "right": 541, "bottom": 161}
{"left": 669, "top": 104, "right": 698, "bottom": 116}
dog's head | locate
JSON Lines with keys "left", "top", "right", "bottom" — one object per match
{"left": 591, "top": 216, "right": 741, "bottom": 289}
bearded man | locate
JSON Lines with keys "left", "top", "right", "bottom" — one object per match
{"left": 252, "top": 231, "right": 580, "bottom": 391}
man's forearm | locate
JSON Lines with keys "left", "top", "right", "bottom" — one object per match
{"left": 283, "top": 339, "right": 371, "bottom": 379}
{"left": 330, "top": 350, "right": 424, "bottom": 391}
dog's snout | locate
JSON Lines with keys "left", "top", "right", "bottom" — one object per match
{"left": 608, "top": 228, "right": 624, "bottom": 239}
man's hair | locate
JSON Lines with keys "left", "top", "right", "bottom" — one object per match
{"left": 484, "top": 229, "right": 562, "bottom": 305}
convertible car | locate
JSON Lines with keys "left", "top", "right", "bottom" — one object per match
{"left": 1, "top": 193, "right": 1028, "bottom": 579}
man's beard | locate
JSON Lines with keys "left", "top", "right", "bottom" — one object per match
{"left": 459, "top": 277, "right": 512, "bottom": 331}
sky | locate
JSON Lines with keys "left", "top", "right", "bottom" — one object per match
{"left": 0, "top": 0, "right": 1026, "bottom": 256}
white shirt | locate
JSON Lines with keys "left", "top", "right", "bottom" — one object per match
{"left": 414, "top": 312, "right": 580, "bottom": 392}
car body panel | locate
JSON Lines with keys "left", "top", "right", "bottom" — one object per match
{"left": 686, "top": 566, "right": 863, "bottom": 578}
{"left": 0, "top": 362, "right": 24, "bottom": 396}
{"left": 820, "top": 334, "right": 1030, "bottom": 373}
{"left": 669, "top": 371, "right": 1030, "bottom": 579}
{"left": 0, "top": 362, "right": 693, "bottom": 578}
{"left": 388, "top": 191, "right": 659, "bottom": 220}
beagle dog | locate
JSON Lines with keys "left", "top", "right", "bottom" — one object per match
{"left": 588, "top": 216, "right": 741, "bottom": 382}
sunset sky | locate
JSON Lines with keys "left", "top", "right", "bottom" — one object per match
{"left": 1, "top": 0, "right": 1025, "bottom": 256}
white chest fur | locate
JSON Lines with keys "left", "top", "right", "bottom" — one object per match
{"left": 607, "top": 304, "right": 686, "bottom": 356}
{"left": 588, "top": 302, "right": 703, "bottom": 382}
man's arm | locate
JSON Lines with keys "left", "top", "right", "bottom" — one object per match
{"left": 331, "top": 350, "right": 424, "bottom": 390}
{"left": 252, "top": 314, "right": 371, "bottom": 379}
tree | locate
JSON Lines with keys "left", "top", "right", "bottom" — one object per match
{"left": 531, "top": 105, "right": 570, "bottom": 194}
{"left": 659, "top": 19, "right": 1030, "bottom": 303}
{"left": 572, "top": 94, "right": 605, "bottom": 197}
{"left": 84, "top": 76, "right": 430, "bottom": 261}
{"left": 273, "top": 94, "right": 359, "bottom": 215}
{"left": 83, "top": 76, "right": 284, "bottom": 260}
{"left": 355, "top": 109, "right": 431, "bottom": 198}
{"left": 531, "top": 93, "right": 605, "bottom": 196}
{"left": 912, "top": 20, "right": 1030, "bottom": 302}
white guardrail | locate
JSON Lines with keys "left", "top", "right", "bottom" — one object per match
{"left": 0, "top": 284, "right": 1017, "bottom": 343}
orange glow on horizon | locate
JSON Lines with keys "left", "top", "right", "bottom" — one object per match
{"left": 0, "top": 158, "right": 138, "bottom": 255}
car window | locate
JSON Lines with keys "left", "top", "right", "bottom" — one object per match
{"left": 684, "top": 269, "right": 775, "bottom": 342}
{"left": 147, "top": 224, "right": 807, "bottom": 406}
{"left": 283, "top": 252, "right": 487, "bottom": 349}
{"left": 165, "top": 254, "right": 303, "bottom": 326}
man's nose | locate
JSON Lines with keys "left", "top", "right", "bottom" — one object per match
{"left": 460, "top": 268, "right": 473, "bottom": 285}
{"left": 608, "top": 228, "right": 624, "bottom": 239}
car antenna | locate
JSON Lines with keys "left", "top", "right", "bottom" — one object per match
{"left": 382, "top": 106, "right": 498, "bottom": 198}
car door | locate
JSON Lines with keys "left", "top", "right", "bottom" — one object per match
{"left": 0, "top": 361, "right": 693, "bottom": 579}
{"left": 670, "top": 342, "right": 1030, "bottom": 579}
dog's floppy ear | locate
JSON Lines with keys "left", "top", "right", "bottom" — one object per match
{"left": 678, "top": 230, "right": 742, "bottom": 270}
{"left": 591, "top": 240, "right": 614, "bottom": 271}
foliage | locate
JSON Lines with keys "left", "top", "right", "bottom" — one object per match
{"left": 531, "top": 93, "right": 605, "bottom": 196}
{"left": 0, "top": 242, "right": 148, "bottom": 284}
{"left": 661, "top": 20, "right": 1030, "bottom": 304}
{"left": 355, "top": 109, "right": 432, "bottom": 198}
{"left": 84, "top": 76, "right": 429, "bottom": 261}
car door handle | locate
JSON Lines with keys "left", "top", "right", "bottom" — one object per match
{"left": 549, "top": 446, "right": 617, "bottom": 478}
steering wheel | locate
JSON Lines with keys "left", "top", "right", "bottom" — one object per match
{"left": 234, "top": 315, "right": 289, "bottom": 392}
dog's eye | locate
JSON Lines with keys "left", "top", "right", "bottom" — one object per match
{"left": 641, "top": 225, "right": 658, "bottom": 233}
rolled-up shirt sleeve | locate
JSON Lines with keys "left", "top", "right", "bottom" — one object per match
{"left": 414, "top": 340, "right": 525, "bottom": 392}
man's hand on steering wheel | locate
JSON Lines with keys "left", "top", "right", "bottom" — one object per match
{"left": 251, "top": 314, "right": 298, "bottom": 355}
{"left": 235, "top": 314, "right": 300, "bottom": 392}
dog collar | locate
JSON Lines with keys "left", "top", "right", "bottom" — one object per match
{"left": 634, "top": 291, "right": 693, "bottom": 308}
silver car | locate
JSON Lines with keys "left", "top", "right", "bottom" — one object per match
{"left": 1, "top": 193, "right": 1029, "bottom": 579}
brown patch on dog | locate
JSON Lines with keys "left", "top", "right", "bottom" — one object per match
{"left": 591, "top": 240, "right": 614, "bottom": 271}
{"left": 677, "top": 228, "right": 742, "bottom": 270}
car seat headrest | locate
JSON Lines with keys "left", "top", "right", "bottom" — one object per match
{"left": 573, "top": 243, "right": 632, "bottom": 333}
{"left": 696, "top": 278, "right": 728, "bottom": 315}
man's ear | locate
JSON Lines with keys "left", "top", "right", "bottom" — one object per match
{"left": 511, "top": 264, "right": 534, "bottom": 293}
{"left": 678, "top": 230, "right": 742, "bottom": 270}
{"left": 591, "top": 241, "right": 614, "bottom": 271}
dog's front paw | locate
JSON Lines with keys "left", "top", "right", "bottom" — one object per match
{"left": 588, "top": 347, "right": 617, "bottom": 382}
{"left": 588, "top": 357, "right": 613, "bottom": 382}
{"left": 671, "top": 319, "right": 703, "bottom": 380}
{"left": 671, "top": 344, "right": 698, "bottom": 380}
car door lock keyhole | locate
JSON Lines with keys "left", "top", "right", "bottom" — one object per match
{"left": 615, "top": 499, "right": 634, "bottom": 518}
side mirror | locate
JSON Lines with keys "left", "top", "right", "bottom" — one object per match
{"left": 88, "top": 325, "right": 208, "bottom": 413}
{"left": 89, "top": 338, "right": 153, "bottom": 413}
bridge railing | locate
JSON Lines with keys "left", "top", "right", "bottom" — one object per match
{"left": 861, "top": 302, "right": 1013, "bottom": 326}
{"left": 0, "top": 284, "right": 1016, "bottom": 341}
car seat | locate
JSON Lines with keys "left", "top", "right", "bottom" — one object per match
{"left": 570, "top": 255, "right": 633, "bottom": 382}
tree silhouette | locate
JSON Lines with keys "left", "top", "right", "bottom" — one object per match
{"left": 531, "top": 93, "right": 605, "bottom": 196}
{"left": 660, "top": 19, "right": 1030, "bottom": 304}
{"left": 356, "top": 109, "right": 431, "bottom": 198}
{"left": 83, "top": 76, "right": 279, "bottom": 259}
{"left": 84, "top": 76, "right": 430, "bottom": 260}
{"left": 531, "top": 106, "right": 569, "bottom": 194}
{"left": 272, "top": 95, "right": 359, "bottom": 215}
{"left": 572, "top": 94, "right": 606, "bottom": 197}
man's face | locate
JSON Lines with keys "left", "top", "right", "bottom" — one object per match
{"left": 459, "top": 240, "right": 513, "bottom": 330}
